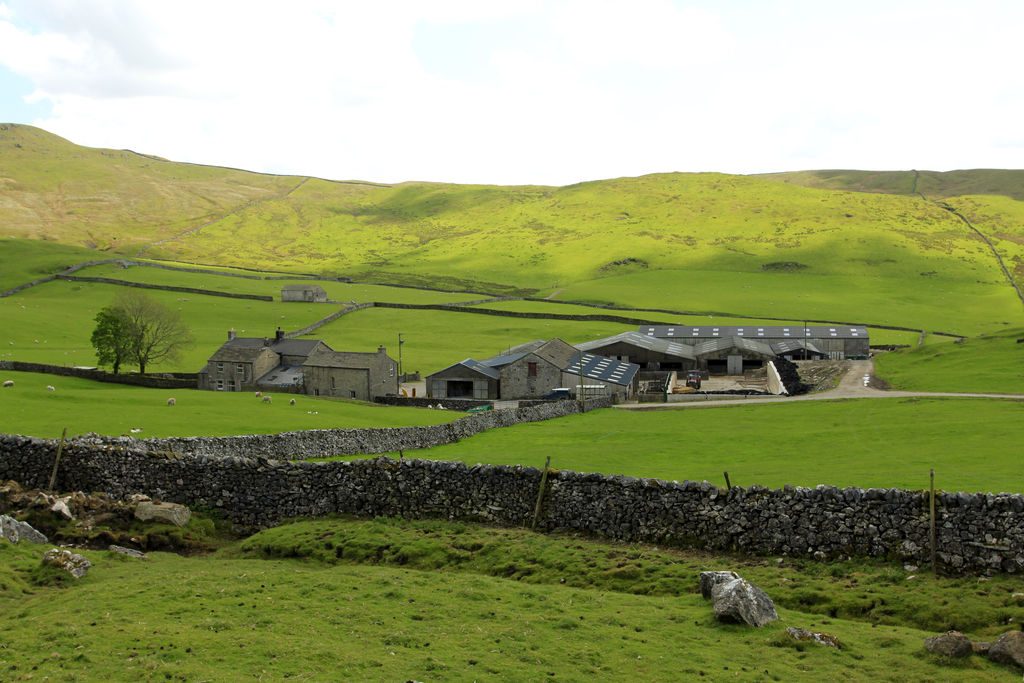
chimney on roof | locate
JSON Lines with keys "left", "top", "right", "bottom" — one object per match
{"left": 378, "top": 345, "right": 386, "bottom": 354}
{"left": 263, "top": 337, "right": 270, "bottom": 346}
{"left": 276, "top": 327, "right": 285, "bottom": 342}
{"left": 228, "top": 328, "right": 236, "bottom": 340}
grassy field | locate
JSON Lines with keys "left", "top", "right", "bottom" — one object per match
{"left": 5, "top": 125, "right": 1024, "bottom": 341}
{"left": 0, "top": 515, "right": 1019, "bottom": 681}
{"left": 346, "top": 398, "right": 1024, "bottom": 494}
{"left": 0, "top": 370, "right": 458, "bottom": 438}
{"left": 874, "top": 327, "right": 1024, "bottom": 393}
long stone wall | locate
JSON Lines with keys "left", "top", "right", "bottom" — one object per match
{"left": 0, "top": 361, "right": 197, "bottom": 389}
{"left": 71, "top": 398, "right": 614, "bottom": 459}
{"left": 0, "top": 432, "right": 1020, "bottom": 574}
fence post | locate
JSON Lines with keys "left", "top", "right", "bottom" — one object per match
{"left": 48, "top": 427, "right": 68, "bottom": 491}
{"left": 930, "top": 469, "right": 937, "bottom": 577}
{"left": 531, "top": 456, "right": 552, "bottom": 531}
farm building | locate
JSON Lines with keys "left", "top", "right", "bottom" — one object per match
{"left": 426, "top": 338, "right": 639, "bottom": 401}
{"left": 198, "top": 329, "right": 397, "bottom": 398}
{"left": 302, "top": 347, "right": 398, "bottom": 401}
{"left": 640, "top": 325, "right": 870, "bottom": 362}
{"left": 575, "top": 331, "right": 698, "bottom": 371}
{"left": 281, "top": 283, "right": 328, "bottom": 303}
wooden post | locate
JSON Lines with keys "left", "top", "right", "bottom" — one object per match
{"left": 723, "top": 471, "right": 732, "bottom": 489}
{"left": 48, "top": 427, "right": 67, "bottom": 491}
{"left": 930, "top": 469, "right": 937, "bottom": 577}
{"left": 531, "top": 456, "right": 552, "bottom": 531}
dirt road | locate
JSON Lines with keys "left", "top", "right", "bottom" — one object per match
{"left": 615, "top": 360, "right": 1024, "bottom": 411}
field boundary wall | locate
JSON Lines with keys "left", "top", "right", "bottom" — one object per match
{"left": 1, "top": 428, "right": 1020, "bottom": 575}
{"left": 0, "top": 360, "right": 196, "bottom": 389}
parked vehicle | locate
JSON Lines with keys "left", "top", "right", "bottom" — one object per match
{"left": 685, "top": 371, "right": 702, "bottom": 390}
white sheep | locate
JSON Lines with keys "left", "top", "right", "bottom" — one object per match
{"left": 167, "top": 397, "right": 176, "bottom": 406}
{"left": 46, "top": 385, "right": 55, "bottom": 392}
{"left": 130, "top": 428, "right": 143, "bottom": 433}
{"left": 255, "top": 391, "right": 262, "bottom": 398}
{"left": 289, "top": 398, "right": 296, "bottom": 405}
{"left": 262, "top": 395, "right": 272, "bottom": 404}
{"left": 2, "top": 380, "right": 13, "bottom": 388}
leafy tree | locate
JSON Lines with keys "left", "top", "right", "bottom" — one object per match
{"left": 90, "top": 306, "right": 132, "bottom": 374}
{"left": 90, "top": 291, "right": 194, "bottom": 374}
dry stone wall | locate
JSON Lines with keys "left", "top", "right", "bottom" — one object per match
{"left": 1, "top": 425, "right": 1021, "bottom": 576}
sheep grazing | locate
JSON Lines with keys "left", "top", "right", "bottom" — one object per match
{"left": 167, "top": 397, "right": 176, "bottom": 406}
{"left": 2, "top": 380, "right": 13, "bottom": 388}
{"left": 255, "top": 391, "right": 262, "bottom": 398}
{"left": 289, "top": 398, "right": 296, "bottom": 405}
{"left": 262, "top": 395, "right": 272, "bottom": 404}
{"left": 46, "top": 385, "right": 55, "bottom": 392}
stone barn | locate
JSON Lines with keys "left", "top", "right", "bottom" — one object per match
{"left": 281, "top": 283, "right": 328, "bottom": 303}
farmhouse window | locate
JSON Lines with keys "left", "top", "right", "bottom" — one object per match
{"left": 236, "top": 364, "right": 244, "bottom": 374}
{"left": 528, "top": 362, "right": 538, "bottom": 377}
{"left": 350, "top": 390, "right": 356, "bottom": 399}
{"left": 217, "top": 362, "right": 223, "bottom": 372}
{"left": 215, "top": 379, "right": 224, "bottom": 391}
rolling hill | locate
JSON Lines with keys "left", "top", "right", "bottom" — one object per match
{"left": 2, "top": 123, "right": 1023, "bottom": 336}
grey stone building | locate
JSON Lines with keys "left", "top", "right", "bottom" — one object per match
{"left": 281, "top": 283, "right": 328, "bottom": 303}
{"left": 427, "top": 338, "right": 639, "bottom": 401}
{"left": 302, "top": 347, "right": 398, "bottom": 401}
{"left": 198, "top": 330, "right": 397, "bottom": 400}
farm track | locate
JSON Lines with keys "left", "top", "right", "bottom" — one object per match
{"left": 615, "top": 360, "right": 1024, "bottom": 411}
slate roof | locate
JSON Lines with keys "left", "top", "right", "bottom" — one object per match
{"left": 575, "top": 331, "right": 697, "bottom": 360}
{"left": 302, "top": 349, "right": 384, "bottom": 369}
{"left": 640, "top": 325, "right": 869, "bottom": 340}
{"left": 208, "top": 345, "right": 276, "bottom": 363}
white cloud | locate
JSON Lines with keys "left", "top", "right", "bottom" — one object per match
{"left": 0, "top": 0, "right": 1022, "bottom": 184}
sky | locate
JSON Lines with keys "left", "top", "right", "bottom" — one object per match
{"left": 0, "top": 0, "right": 1021, "bottom": 186}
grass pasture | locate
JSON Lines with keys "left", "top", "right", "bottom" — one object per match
{"left": 358, "top": 398, "right": 1024, "bottom": 494}
{"left": 0, "top": 371, "right": 458, "bottom": 438}
{"left": 0, "top": 516, "right": 1019, "bottom": 681}
{"left": 874, "top": 327, "right": 1024, "bottom": 393}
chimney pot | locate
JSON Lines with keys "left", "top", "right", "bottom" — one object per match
{"left": 228, "top": 328, "right": 236, "bottom": 340}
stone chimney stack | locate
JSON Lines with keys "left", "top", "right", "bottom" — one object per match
{"left": 228, "top": 328, "right": 236, "bottom": 340}
{"left": 276, "top": 327, "right": 285, "bottom": 342}
{"left": 378, "top": 345, "right": 386, "bottom": 354}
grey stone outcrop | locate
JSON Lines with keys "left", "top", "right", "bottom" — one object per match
{"left": 0, "top": 514, "right": 48, "bottom": 544}
{"left": 42, "top": 548, "right": 92, "bottom": 578}
{"left": 924, "top": 631, "right": 973, "bottom": 658}
{"left": 989, "top": 631, "right": 1024, "bottom": 669}
{"left": 699, "top": 571, "right": 739, "bottom": 599}
{"left": 711, "top": 577, "right": 778, "bottom": 627}
{"left": 0, "top": 431, "right": 1023, "bottom": 574}
{"left": 134, "top": 501, "right": 191, "bottom": 527}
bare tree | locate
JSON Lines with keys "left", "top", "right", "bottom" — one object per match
{"left": 112, "top": 290, "right": 194, "bottom": 374}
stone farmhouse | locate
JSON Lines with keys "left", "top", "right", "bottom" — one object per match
{"left": 281, "top": 283, "right": 328, "bottom": 303}
{"left": 198, "top": 329, "right": 397, "bottom": 399}
{"left": 426, "top": 338, "right": 639, "bottom": 401}
{"left": 576, "top": 325, "right": 870, "bottom": 376}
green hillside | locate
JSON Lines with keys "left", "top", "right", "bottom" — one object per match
{"left": 2, "top": 124, "right": 1023, "bottom": 337}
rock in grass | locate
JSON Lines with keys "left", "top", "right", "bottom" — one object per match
{"left": 699, "top": 570, "right": 739, "bottom": 600}
{"left": 42, "top": 548, "right": 92, "bottom": 578}
{"left": 0, "top": 514, "right": 48, "bottom": 544}
{"left": 924, "top": 631, "right": 973, "bottom": 658}
{"left": 786, "top": 627, "right": 841, "bottom": 649}
{"left": 712, "top": 577, "right": 778, "bottom": 627}
{"left": 134, "top": 501, "right": 191, "bottom": 527}
{"left": 988, "top": 630, "right": 1024, "bottom": 669}
{"left": 109, "top": 545, "right": 148, "bottom": 559}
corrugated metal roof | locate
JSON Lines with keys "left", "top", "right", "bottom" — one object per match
{"left": 563, "top": 352, "right": 639, "bottom": 387}
{"left": 641, "top": 324, "right": 869, "bottom": 339}
{"left": 575, "top": 331, "right": 697, "bottom": 359}
{"left": 771, "top": 339, "right": 826, "bottom": 356}
{"left": 693, "top": 336, "right": 776, "bottom": 357}
{"left": 480, "top": 351, "right": 530, "bottom": 368}
{"left": 459, "top": 359, "right": 501, "bottom": 380}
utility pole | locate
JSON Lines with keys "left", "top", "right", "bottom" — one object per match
{"left": 397, "top": 333, "right": 404, "bottom": 393}
{"left": 578, "top": 349, "right": 586, "bottom": 413}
